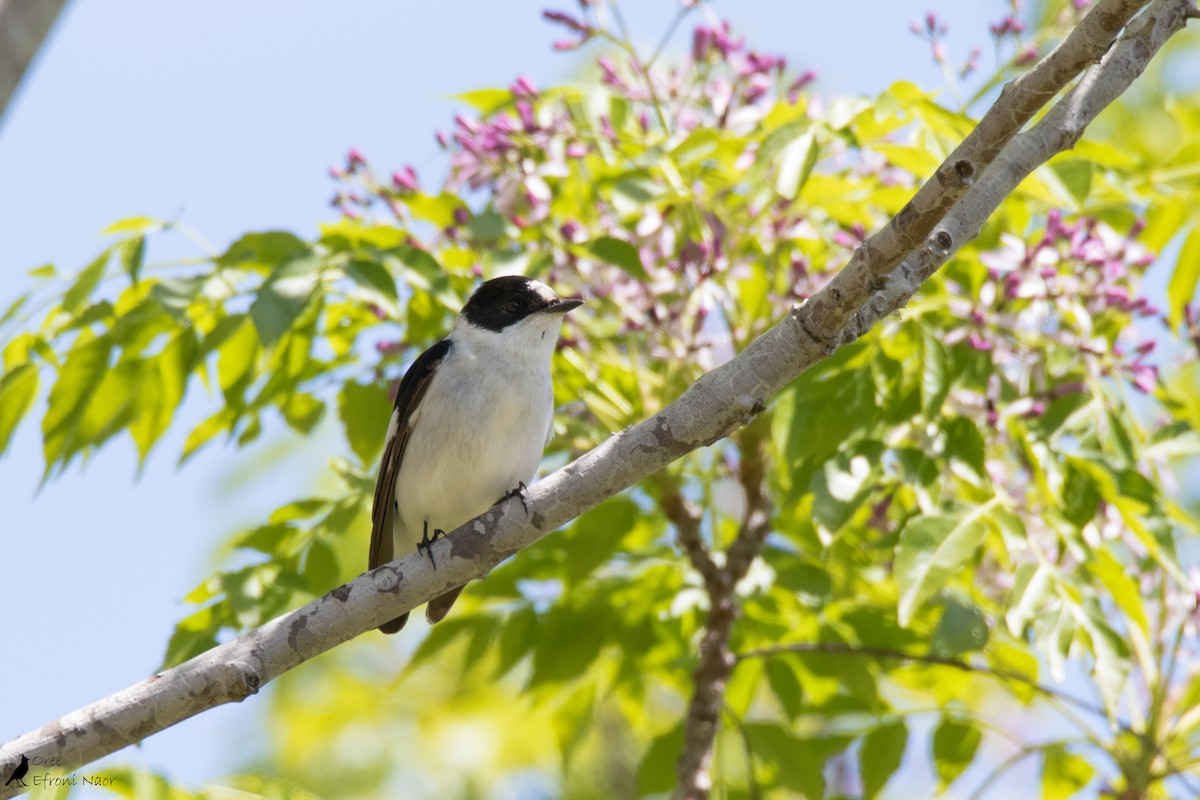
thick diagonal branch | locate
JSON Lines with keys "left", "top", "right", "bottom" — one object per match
{"left": 0, "top": 0, "right": 1191, "bottom": 792}
{"left": 801, "top": 0, "right": 1149, "bottom": 348}
{"left": 0, "top": 0, "right": 69, "bottom": 124}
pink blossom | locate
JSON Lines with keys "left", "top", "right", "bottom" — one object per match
{"left": 511, "top": 75, "right": 539, "bottom": 98}
{"left": 560, "top": 220, "right": 584, "bottom": 243}
{"left": 542, "top": 9, "right": 590, "bottom": 33}
{"left": 391, "top": 166, "right": 418, "bottom": 192}
{"left": 787, "top": 70, "right": 817, "bottom": 103}
{"left": 1131, "top": 363, "right": 1158, "bottom": 393}
{"left": 692, "top": 26, "right": 713, "bottom": 61}
{"left": 968, "top": 333, "right": 994, "bottom": 352}
{"left": 516, "top": 100, "right": 536, "bottom": 131}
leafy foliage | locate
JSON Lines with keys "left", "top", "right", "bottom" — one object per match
{"left": 5, "top": 1, "right": 1200, "bottom": 798}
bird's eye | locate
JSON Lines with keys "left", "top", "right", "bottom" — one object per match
{"left": 505, "top": 300, "right": 521, "bottom": 314}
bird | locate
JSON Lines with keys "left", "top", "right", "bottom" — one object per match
{"left": 4, "top": 755, "right": 29, "bottom": 787}
{"left": 368, "top": 275, "right": 582, "bottom": 633}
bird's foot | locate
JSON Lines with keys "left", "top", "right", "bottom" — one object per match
{"left": 498, "top": 481, "right": 529, "bottom": 515}
{"left": 417, "top": 521, "right": 447, "bottom": 570}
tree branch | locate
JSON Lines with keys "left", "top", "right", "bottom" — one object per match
{"left": 0, "top": 0, "right": 1191, "bottom": 792}
{"left": 801, "top": 0, "right": 1151, "bottom": 348}
{"left": 0, "top": 0, "right": 69, "bottom": 125}
{"left": 672, "top": 424, "right": 772, "bottom": 800}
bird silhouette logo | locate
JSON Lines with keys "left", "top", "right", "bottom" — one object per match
{"left": 3, "top": 755, "right": 29, "bottom": 787}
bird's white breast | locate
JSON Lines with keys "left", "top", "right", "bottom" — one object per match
{"left": 391, "top": 318, "right": 558, "bottom": 553}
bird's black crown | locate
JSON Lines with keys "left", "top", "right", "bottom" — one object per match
{"left": 460, "top": 276, "right": 564, "bottom": 332}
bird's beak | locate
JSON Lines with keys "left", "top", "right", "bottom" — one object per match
{"left": 547, "top": 297, "right": 584, "bottom": 314}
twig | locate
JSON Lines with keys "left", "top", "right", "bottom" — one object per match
{"left": 735, "top": 641, "right": 1114, "bottom": 723}
{"left": 672, "top": 425, "right": 770, "bottom": 800}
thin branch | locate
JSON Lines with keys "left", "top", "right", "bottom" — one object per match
{"left": 0, "top": 0, "right": 1192, "bottom": 792}
{"left": 659, "top": 477, "right": 721, "bottom": 586}
{"left": 736, "top": 641, "right": 1114, "bottom": 723}
{"left": 672, "top": 426, "right": 770, "bottom": 800}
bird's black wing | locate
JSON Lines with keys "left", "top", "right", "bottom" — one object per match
{"left": 369, "top": 338, "right": 453, "bottom": 633}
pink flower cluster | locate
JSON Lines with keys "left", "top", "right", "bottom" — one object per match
{"left": 949, "top": 210, "right": 1160, "bottom": 420}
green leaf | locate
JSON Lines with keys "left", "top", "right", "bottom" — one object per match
{"left": 344, "top": 259, "right": 399, "bottom": 312}
{"left": 120, "top": 235, "right": 146, "bottom": 285}
{"left": 746, "top": 723, "right": 830, "bottom": 799}
{"left": 406, "top": 192, "right": 466, "bottom": 229}
{"left": 338, "top": 380, "right": 392, "bottom": 465}
{"left": 466, "top": 210, "right": 507, "bottom": 242}
{"left": 454, "top": 87, "right": 512, "bottom": 113}
{"left": 580, "top": 236, "right": 646, "bottom": 279}
{"left": 1167, "top": 225, "right": 1200, "bottom": 330}
{"left": 280, "top": 392, "right": 325, "bottom": 433}
{"left": 42, "top": 334, "right": 113, "bottom": 471}
{"left": 987, "top": 637, "right": 1040, "bottom": 702}
{"left": 860, "top": 720, "right": 907, "bottom": 800}
{"left": 530, "top": 600, "right": 610, "bottom": 686}
{"left": 895, "top": 503, "right": 994, "bottom": 626}
{"left": 776, "top": 129, "right": 819, "bottom": 200}
{"left": 0, "top": 363, "right": 39, "bottom": 453}
{"left": 217, "top": 317, "right": 258, "bottom": 404}
{"left": 1042, "top": 744, "right": 1095, "bottom": 800}
{"left": 181, "top": 408, "right": 234, "bottom": 463}
{"left": 1050, "top": 158, "right": 1092, "bottom": 204}
{"left": 553, "top": 681, "right": 596, "bottom": 768}
{"left": 766, "top": 657, "right": 804, "bottom": 720}
{"left": 922, "top": 331, "right": 951, "bottom": 418}
{"left": 557, "top": 496, "right": 638, "bottom": 585}
{"left": 931, "top": 593, "right": 989, "bottom": 657}
{"left": 811, "top": 447, "right": 878, "bottom": 531}
{"left": 77, "top": 358, "right": 144, "bottom": 448}
{"left": 101, "top": 215, "right": 163, "bottom": 236}
{"left": 495, "top": 605, "right": 538, "bottom": 678}
{"left": 130, "top": 329, "right": 198, "bottom": 461}
{"left": 1086, "top": 547, "right": 1149, "bottom": 636}
{"left": 943, "top": 416, "right": 986, "bottom": 479}
{"left": 931, "top": 716, "right": 981, "bottom": 788}
{"left": 217, "top": 231, "right": 311, "bottom": 274}
{"left": 1006, "top": 562, "right": 1054, "bottom": 636}
{"left": 301, "top": 537, "right": 339, "bottom": 593}
{"left": 250, "top": 257, "right": 321, "bottom": 347}
{"left": 150, "top": 276, "right": 206, "bottom": 318}
{"left": 1062, "top": 592, "right": 1131, "bottom": 717}
{"left": 161, "top": 605, "right": 220, "bottom": 669}
{"left": 62, "top": 248, "right": 112, "bottom": 314}
{"left": 636, "top": 723, "right": 684, "bottom": 795}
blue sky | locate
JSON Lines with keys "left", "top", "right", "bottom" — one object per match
{"left": 0, "top": 0, "right": 1008, "bottom": 794}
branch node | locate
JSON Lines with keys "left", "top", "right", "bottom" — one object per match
{"left": 934, "top": 230, "right": 953, "bottom": 253}
{"left": 953, "top": 159, "right": 975, "bottom": 184}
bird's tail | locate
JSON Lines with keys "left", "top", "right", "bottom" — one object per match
{"left": 426, "top": 585, "right": 465, "bottom": 624}
{"left": 378, "top": 611, "right": 410, "bottom": 635}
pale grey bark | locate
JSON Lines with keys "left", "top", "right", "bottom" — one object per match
{"left": 0, "top": 0, "right": 1194, "bottom": 793}
{"left": 0, "top": 0, "right": 69, "bottom": 125}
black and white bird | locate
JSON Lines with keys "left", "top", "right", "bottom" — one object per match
{"left": 369, "top": 275, "right": 582, "bottom": 633}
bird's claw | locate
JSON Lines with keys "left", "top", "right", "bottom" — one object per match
{"left": 500, "top": 481, "right": 529, "bottom": 515}
{"left": 418, "top": 521, "right": 446, "bottom": 570}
